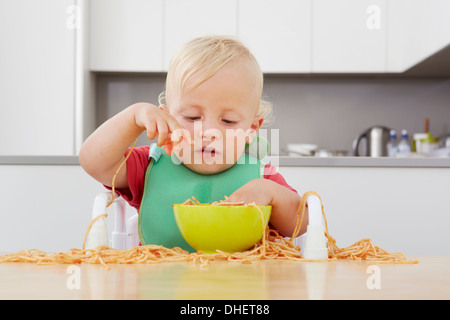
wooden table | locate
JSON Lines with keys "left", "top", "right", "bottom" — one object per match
{"left": 0, "top": 256, "right": 449, "bottom": 300}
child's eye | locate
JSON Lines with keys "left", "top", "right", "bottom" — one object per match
{"left": 185, "top": 116, "right": 201, "bottom": 121}
{"left": 222, "top": 119, "right": 238, "bottom": 125}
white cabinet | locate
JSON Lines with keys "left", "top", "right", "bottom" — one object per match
{"left": 387, "top": 0, "right": 450, "bottom": 72}
{"left": 280, "top": 165, "right": 450, "bottom": 255}
{"left": 163, "top": 0, "right": 237, "bottom": 70}
{"left": 0, "top": 164, "right": 105, "bottom": 252}
{"left": 238, "top": 0, "right": 311, "bottom": 73}
{"left": 90, "top": 0, "right": 237, "bottom": 72}
{"left": 312, "top": 0, "right": 387, "bottom": 73}
{"left": 90, "top": 0, "right": 164, "bottom": 72}
{"left": 87, "top": 0, "right": 450, "bottom": 74}
{"left": 0, "top": 0, "right": 76, "bottom": 156}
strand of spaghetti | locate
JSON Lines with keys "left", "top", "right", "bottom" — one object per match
{"left": 211, "top": 197, "right": 246, "bottom": 206}
{"left": 191, "top": 196, "right": 200, "bottom": 205}
{"left": 248, "top": 202, "right": 267, "bottom": 258}
{"left": 107, "top": 138, "right": 138, "bottom": 208}
{"left": 82, "top": 213, "right": 108, "bottom": 250}
{"left": 291, "top": 191, "right": 323, "bottom": 241}
{"left": 211, "top": 201, "right": 246, "bottom": 206}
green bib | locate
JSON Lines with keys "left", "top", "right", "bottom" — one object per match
{"left": 138, "top": 144, "right": 264, "bottom": 252}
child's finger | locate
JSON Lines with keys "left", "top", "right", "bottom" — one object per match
{"left": 156, "top": 120, "right": 169, "bottom": 147}
{"left": 168, "top": 120, "right": 193, "bottom": 145}
{"left": 182, "top": 129, "right": 194, "bottom": 145}
{"left": 163, "top": 141, "right": 175, "bottom": 156}
{"left": 171, "top": 128, "right": 193, "bottom": 146}
{"left": 146, "top": 120, "right": 157, "bottom": 140}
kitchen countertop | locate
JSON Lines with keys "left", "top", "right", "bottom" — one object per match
{"left": 0, "top": 256, "right": 449, "bottom": 300}
{"left": 0, "top": 155, "right": 449, "bottom": 167}
{"left": 274, "top": 155, "right": 450, "bottom": 167}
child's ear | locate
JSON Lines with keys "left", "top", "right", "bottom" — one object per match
{"left": 246, "top": 114, "right": 264, "bottom": 144}
{"left": 251, "top": 114, "right": 264, "bottom": 131}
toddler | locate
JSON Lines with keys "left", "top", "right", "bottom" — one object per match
{"left": 79, "top": 36, "right": 307, "bottom": 252}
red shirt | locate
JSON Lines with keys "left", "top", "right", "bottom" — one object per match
{"left": 108, "top": 146, "right": 298, "bottom": 211}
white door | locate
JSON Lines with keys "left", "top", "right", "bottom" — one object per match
{"left": 0, "top": 0, "right": 76, "bottom": 155}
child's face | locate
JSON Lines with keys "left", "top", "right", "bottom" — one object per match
{"left": 167, "top": 60, "right": 264, "bottom": 175}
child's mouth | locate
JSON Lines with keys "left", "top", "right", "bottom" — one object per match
{"left": 199, "top": 147, "right": 217, "bottom": 158}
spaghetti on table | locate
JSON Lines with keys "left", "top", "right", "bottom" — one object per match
{"left": 0, "top": 140, "right": 418, "bottom": 270}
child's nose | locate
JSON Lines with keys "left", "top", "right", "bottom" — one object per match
{"left": 194, "top": 119, "right": 222, "bottom": 140}
{"left": 203, "top": 127, "right": 222, "bottom": 142}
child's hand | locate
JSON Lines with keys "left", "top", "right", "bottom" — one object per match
{"left": 226, "top": 179, "right": 273, "bottom": 206}
{"left": 228, "top": 179, "right": 303, "bottom": 237}
{"left": 134, "top": 103, "right": 192, "bottom": 154}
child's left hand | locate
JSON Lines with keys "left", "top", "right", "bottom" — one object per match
{"left": 227, "top": 178, "right": 303, "bottom": 237}
{"left": 226, "top": 179, "right": 273, "bottom": 206}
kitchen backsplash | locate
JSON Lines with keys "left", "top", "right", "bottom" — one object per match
{"left": 96, "top": 74, "right": 450, "bottom": 155}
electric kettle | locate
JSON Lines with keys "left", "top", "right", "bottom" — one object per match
{"left": 353, "top": 126, "right": 391, "bottom": 157}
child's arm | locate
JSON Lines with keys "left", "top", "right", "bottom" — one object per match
{"left": 226, "top": 179, "right": 307, "bottom": 237}
{"left": 79, "top": 102, "right": 187, "bottom": 189}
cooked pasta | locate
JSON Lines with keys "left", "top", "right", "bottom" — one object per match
{"left": 0, "top": 139, "right": 418, "bottom": 269}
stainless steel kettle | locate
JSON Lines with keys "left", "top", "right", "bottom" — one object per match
{"left": 353, "top": 126, "right": 391, "bottom": 157}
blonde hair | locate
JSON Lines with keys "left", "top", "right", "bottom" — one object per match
{"left": 159, "top": 35, "right": 273, "bottom": 127}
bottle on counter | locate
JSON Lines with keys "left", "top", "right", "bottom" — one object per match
{"left": 396, "top": 129, "right": 411, "bottom": 156}
{"left": 413, "top": 133, "right": 428, "bottom": 153}
{"left": 386, "top": 129, "right": 397, "bottom": 157}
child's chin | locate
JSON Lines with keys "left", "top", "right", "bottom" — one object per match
{"left": 183, "top": 162, "right": 234, "bottom": 175}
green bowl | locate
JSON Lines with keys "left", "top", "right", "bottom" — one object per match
{"left": 173, "top": 204, "right": 272, "bottom": 254}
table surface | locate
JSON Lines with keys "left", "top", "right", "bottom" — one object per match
{"left": 0, "top": 256, "right": 449, "bottom": 300}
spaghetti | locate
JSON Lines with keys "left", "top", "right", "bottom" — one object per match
{"left": 0, "top": 139, "right": 418, "bottom": 269}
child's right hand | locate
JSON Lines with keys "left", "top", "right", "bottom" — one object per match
{"left": 134, "top": 103, "right": 192, "bottom": 154}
